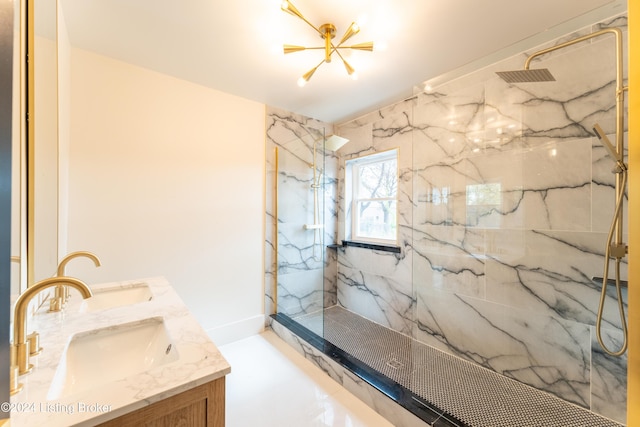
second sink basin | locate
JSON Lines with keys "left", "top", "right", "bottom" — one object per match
{"left": 47, "top": 317, "right": 178, "bottom": 400}
{"left": 79, "top": 282, "right": 153, "bottom": 312}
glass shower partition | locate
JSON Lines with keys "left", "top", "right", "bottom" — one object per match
{"left": 275, "top": 126, "right": 328, "bottom": 338}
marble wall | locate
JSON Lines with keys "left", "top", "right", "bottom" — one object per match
{"left": 335, "top": 14, "right": 628, "bottom": 424}
{"left": 264, "top": 13, "right": 628, "bottom": 425}
{"left": 265, "top": 108, "right": 338, "bottom": 322}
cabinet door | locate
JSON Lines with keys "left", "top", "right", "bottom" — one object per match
{"left": 97, "top": 378, "right": 225, "bottom": 427}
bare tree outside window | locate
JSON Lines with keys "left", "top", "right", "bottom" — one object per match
{"left": 349, "top": 150, "right": 398, "bottom": 243}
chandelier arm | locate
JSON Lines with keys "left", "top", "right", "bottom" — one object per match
{"left": 286, "top": 45, "right": 338, "bottom": 54}
{"left": 305, "top": 57, "right": 328, "bottom": 76}
{"left": 281, "top": 1, "right": 324, "bottom": 37}
{"left": 334, "top": 39, "right": 347, "bottom": 50}
{"left": 333, "top": 43, "right": 374, "bottom": 51}
{"left": 331, "top": 48, "right": 356, "bottom": 76}
{"left": 337, "top": 22, "right": 359, "bottom": 46}
{"left": 298, "top": 17, "right": 324, "bottom": 38}
{"left": 332, "top": 47, "right": 348, "bottom": 62}
{"left": 299, "top": 57, "right": 327, "bottom": 85}
{"left": 313, "top": 57, "right": 327, "bottom": 69}
{"left": 344, "top": 42, "right": 374, "bottom": 51}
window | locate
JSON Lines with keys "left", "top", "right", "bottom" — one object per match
{"left": 346, "top": 150, "right": 398, "bottom": 245}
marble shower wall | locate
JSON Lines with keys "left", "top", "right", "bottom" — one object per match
{"left": 265, "top": 107, "right": 338, "bottom": 321}
{"left": 336, "top": 15, "right": 628, "bottom": 424}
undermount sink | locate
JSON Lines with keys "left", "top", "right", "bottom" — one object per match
{"left": 47, "top": 317, "right": 178, "bottom": 400}
{"left": 78, "top": 282, "right": 153, "bottom": 312}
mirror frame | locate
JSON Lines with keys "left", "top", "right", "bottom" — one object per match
{"left": 27, "top": 0, "right": 34, "bottom": 287}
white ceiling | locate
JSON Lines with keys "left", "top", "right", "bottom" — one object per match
{"left": 58, "top": 0, "right": 626, "bottom": 124}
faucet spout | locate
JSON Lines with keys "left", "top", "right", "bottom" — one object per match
{"left": 13, "top": 276, "right": 93, "bottom": 375}
{"left": 52, "top": 251, "right": 101, "bottom": 309}
{"left": 57, "top": 251, "right": 101, "bottom": 277}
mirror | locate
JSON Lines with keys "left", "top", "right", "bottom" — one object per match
{"left": 9, "top": 0, "right": 60, "bottom": 311}
{"left": 5, "top": 0, "right": 61, "bottom": 403}
{"left": 29, "top": 0, "right": 59, "bottom": 286}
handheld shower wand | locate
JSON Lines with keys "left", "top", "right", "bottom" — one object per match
{"left": 593, "top": 123, "right": 628, "bottom": 357}
{"left": 305, "top": 134, "right": 350, "bottom": 262}
{"left": 593, "top": 124, "right": 622, "bottom": 168}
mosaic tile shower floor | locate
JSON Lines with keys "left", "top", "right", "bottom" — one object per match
{"left": 294, "top": 306, "right": 622, "bottom": 427}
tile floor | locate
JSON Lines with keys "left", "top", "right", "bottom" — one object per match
{"left": 219, "top": 330, "right": 395, "bottom": 427}
{"left": 287, "top": 307, "right": 624, "bottom": 427}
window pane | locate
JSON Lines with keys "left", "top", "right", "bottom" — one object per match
{"left": 357, "top": 200, "right": 397, "bottom": 240}
{"left": 357, "top": 159, "right": 397, "bottom": 199}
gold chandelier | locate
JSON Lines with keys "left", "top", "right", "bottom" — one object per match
{"left": 281, "top": 0, "right": 374, "bottom": 86}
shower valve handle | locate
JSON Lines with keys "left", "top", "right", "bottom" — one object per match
{"left": 609, "top": 243, "right": 628, "bottom": 259}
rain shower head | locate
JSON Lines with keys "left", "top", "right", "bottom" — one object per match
{"left": 325, "top": 134, "right": 349, "bottom": 151}
{"left": 495, "top": 68, "right": 556, "bottom": 83}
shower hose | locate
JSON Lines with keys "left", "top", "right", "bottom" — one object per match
{"left": 596, "top": 167, "right": 628, "bottom": 356}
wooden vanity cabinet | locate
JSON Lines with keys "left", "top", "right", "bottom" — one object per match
{"left": 97, "top": 377, "right": 225, "bottom": 427}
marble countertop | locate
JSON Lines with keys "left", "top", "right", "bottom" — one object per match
{"left": 10, "top": 276, "right": 231, "bottom": 426}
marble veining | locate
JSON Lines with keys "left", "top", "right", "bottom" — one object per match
{"left": 265, "top": 107, "right": 338, "bottom": 320}
{"left": 338, "top": 267, "right": 415, "bottom": 336}
{"left": 10, "top": 276, "right": 230, "bottom": 427}
{"left": 265, "top": 13, "right": 629, "bottom": 426}
{"left": 333, "top": 14, "right": 628, "bottom": 424}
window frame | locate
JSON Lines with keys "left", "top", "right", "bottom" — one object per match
{"left": 346, "top": 149, "right": 399, "bottom": 246}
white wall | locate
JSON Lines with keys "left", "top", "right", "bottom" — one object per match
{"left": 65, "top": 48, "right": 265, "bottom": 344}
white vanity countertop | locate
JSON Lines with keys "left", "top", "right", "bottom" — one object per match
{"left": 10, "top": 276, "right": 231, "bottom": 426}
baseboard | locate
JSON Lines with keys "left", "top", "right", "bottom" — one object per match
{"left": 206, "top": 314, "right": 265, "bottom": 345}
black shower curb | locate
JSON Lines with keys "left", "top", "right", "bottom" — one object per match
{"left": 270, "top": 313, "right": 467, "bottom": 427}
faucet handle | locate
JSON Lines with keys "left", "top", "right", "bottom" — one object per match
{"left": 14, "top": 340, "right": 33, "bottom": 376}
{"left": 27, "top": 332, "right": 42, "bottom": 356}
{"left": 10, "top": 345, "right": 23, "bottom": 394}
{"left": 10, "top": 364, "right": 23, "bottom": 395}
{"left": 49, "top": 294, "right": 63, "bottom": 312}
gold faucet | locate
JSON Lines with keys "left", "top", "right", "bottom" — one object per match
{"left": 50, "top": 251, "right": 101, "bottom": 311}
{"left": 13, "top": 276, "right": 93, "bottom": 377}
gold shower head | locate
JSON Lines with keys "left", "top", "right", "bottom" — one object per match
{"left": 325, "top": 135, "right": 349, "bottom": 151}
{"left": 495, "top": 68, "right": 556, "bottom": 83}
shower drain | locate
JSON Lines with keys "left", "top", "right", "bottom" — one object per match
{"left": 386, "top": 358, "right": 404, "bottom": 369}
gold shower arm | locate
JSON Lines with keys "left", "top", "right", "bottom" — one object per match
{"left": 524, "top": 28, "right": 622, "bottom": 72}
{"left": 523, "top": 28, "right": 625, "bottom": 153}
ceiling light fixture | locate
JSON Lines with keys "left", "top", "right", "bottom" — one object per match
{"left": 281, "top": 0, "right": 374, "bottom": 87}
